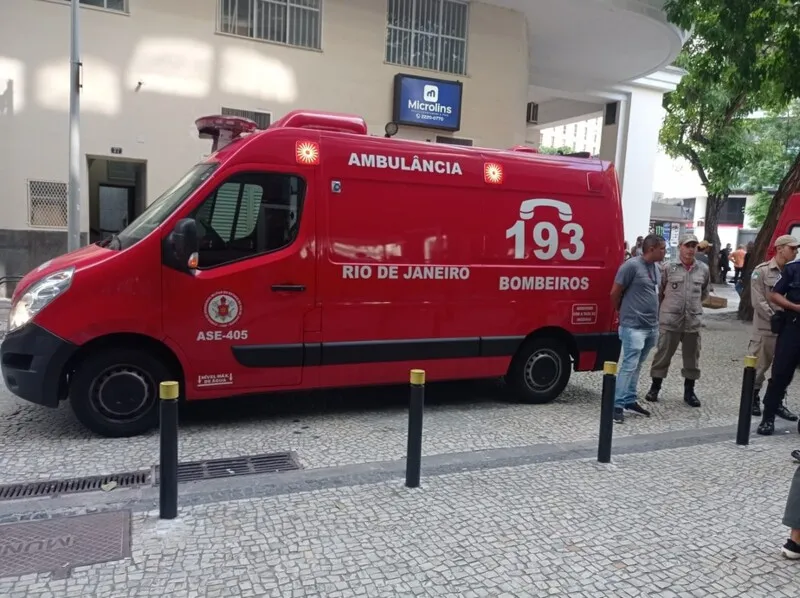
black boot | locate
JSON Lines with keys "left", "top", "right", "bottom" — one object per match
{"left": 757, "top": 416, "right": 775, "bottom": 435}
{"left": 684, "top": 379, "right": 701, "bottom": 407}
{"left": 752, "top": 392, "right": 762, "bottom": 417}
{"left": 645, "top": 378, "right": 662, "bottom": 402}
{"left": 777, "top": 392, "right": 798, "bottom": 422}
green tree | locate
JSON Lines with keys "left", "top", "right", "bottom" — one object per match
{"left": 741, "top": 102, "right": 800, "bottom": 227}
{"left": 663, "top": 0, "right": 800, "bottom": 320}
{"left": 745, "top": 191, "right": 772, "bottom": 228}
{"left": 659, "top": 35, "right": 759, "bottom": 281}
{"left": 538, "top": 145, "right": 576, "bottom": 155}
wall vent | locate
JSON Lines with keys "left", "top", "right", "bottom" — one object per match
{"left": 221, "top": 107, "right": 272, "bottom": 130}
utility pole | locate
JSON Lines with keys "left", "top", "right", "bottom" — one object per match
{"left": 68, "top": 0, "right": 81, "bottom": 252}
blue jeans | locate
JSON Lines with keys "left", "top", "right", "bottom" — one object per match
{"left": 615, "top": 326, "right": 659, "bottom": 409}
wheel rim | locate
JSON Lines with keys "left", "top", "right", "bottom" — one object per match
{"left": 523, "top": 349, "right": 562, "bottom": 393}
{"left": 89, "top": 364, "right": 155, "bottom": 423}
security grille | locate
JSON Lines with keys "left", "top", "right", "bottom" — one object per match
{"left": 106, "top": 161, "right": 137, "bottom": 183}
{"left": 28, "top": 180, "right": 68, "bottom": 229}
{"left": 222, "top": 107, "right": 272, "bottom": 129}
{"left": 61, "top": 0, "right": 128, "bottom": 12}
{"left": 386, "top": 0, "right": 468, "bottom": 75}
{"left": 218, "top": 0, "right": 322, "bottom": 50}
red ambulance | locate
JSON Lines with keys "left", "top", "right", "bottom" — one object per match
{"left": 766, "top": 193, "right": 800, "bottom": 259}
{"left": 1, "top": 110, "right": 623, "bottom": 437}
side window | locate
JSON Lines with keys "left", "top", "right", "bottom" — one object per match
{"left": 790, "top": 225, "right": 800, "bottom": 239}
{"left": 191, "top": 172, "right": 305, "bottom": 269}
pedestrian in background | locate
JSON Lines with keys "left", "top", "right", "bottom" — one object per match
{"left": 748, "top": 235, "right": 799, "bottom": 419}
{"left": 609, "top": 234, "right": 667, "bottom": 423}
{"left": 644, "top": 234, "right": 710, "bottom": 407}
{"left": 730, "top": 244, "right": 747, "bottom": 284}
{"left": 720, "top": 243, "right": 732, "bottom": 283}
{"left": 630, "top": 236, "right": 644, "bottom": 257}
{"left": 757, "top": 254, "right": 800, "bottom": 435}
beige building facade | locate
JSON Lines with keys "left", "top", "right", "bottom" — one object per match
{"left": 0, "top": 0, "right": 528, "bottom": 275}
{"left": 0, "top": 0, "right": 689, "bottom": 282}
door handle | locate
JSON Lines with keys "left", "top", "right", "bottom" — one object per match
{"left": 271, "top": 284, "right": 306, "bottom": 292}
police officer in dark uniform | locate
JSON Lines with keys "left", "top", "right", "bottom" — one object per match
{"left": 757, "top": 257, "right": 800, "bottom": 435}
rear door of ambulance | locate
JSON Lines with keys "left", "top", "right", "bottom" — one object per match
{"left": 496, "top": 155, "right": 621, "bottom": 365}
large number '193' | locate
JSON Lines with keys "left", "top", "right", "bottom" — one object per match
{"left": 505, "top": 220, "right": 585, "bottom": 260}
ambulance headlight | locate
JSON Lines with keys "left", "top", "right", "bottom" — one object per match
{"left": 8, "top": 268, "right": 75, "bottom": 333}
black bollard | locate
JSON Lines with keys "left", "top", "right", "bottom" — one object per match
{"left": 159, "top": 380, "right": 180, "bottom": 519}
{"left": 405, "top": 369, "right": 425, "bottom": 488}
{"left": 736, "top": 355, "right": 758, "bottom": 446}
{"left": 597, "top": 361, "right": 617, "bottom": 463}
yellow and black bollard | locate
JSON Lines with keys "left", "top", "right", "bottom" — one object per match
{"left": 159, "top": 380, "right": 179, "bottom": 520}
{"left": 736, "top": 356, "right": 758, "bottom": 446}
{"left": 405, "top": 369, "right": 425, "bottom": 488}
{"left": 597, "top": 361, "right": 617, "bottom": 463}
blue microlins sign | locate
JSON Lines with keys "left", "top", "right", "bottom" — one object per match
{"left": 392, "top": 74, "right": 463, "bottom": 132}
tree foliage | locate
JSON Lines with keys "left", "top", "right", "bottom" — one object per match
{"left": 741, "top": 101, "right": 800, "bottom": 227}
{"left": 663, "top": 0, "right": 800, "bottom": 317}
{"left": 538, "top": 145, "right": 576, "bottom": 156}
{"left": 745, "top": 191, "right": 773, "bottom": 228}
{"left": 659, "top": 36, "right": 759, "bottom": 281}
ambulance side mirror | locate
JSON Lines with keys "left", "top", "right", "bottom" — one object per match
{"left": 164, "top": 218, "right": 199, "bottom": 273}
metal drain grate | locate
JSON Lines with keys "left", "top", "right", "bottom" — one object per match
{"left": 156, "top": 452, "right": 301, "bottom": 484}
{"left": 0, "top": 471, "right": 150, "bottom": 501}
{"left": 0, "top": 452, "right": 301, "bottom": 501}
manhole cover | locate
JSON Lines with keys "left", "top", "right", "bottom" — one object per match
{"left": 0, "top": 511, "right": 131, "bottom": 579}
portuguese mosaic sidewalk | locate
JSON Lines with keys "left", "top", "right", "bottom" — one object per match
{"left": 1, "top": 433, "right": 799, "bottom": 597}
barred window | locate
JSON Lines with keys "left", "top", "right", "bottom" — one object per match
{"left": 218, "top": 0, "right": 322, "bottom": 50}
{"left": 386, "top": 0, "right": 468, "bottom": 76}
{"left": 59, "top": 0, "right": 128, "bottom": 13}
{"left": 28, "top": 180, "right": 68, "bottom": 229}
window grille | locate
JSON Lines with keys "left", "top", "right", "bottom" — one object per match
{"left": 28, "top": 180, "right": 68, "bottom": 229}
{"left": 218, "top": 0, "right": 322, "bottom": 50}
{"left": 386, "top": 0, "right": 468, "bottom": 75}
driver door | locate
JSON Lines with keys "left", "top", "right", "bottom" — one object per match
{"left": 161, "top": 167, "right": 315, "bottom": 393}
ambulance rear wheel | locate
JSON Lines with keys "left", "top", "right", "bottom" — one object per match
{"left": 508, "top": 338, "right": 571, "bottom": 404}
{"left": 69, "top": 348, "right": 169, "bottom": 438}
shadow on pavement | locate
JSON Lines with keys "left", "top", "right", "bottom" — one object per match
{"left": 177, "top": 378, "right": 511, "bottom": 428}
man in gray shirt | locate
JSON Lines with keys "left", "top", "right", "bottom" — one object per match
{"left": 609, "top": 234, "right": 667, "bottom": 423}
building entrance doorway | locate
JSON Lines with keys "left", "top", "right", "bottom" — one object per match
{"left": 87, "top": 157, "right": 147, "bottom": 244}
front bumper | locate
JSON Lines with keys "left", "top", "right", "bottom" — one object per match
{"left": 1, "top": 323, "right": 77, "bottom": 408}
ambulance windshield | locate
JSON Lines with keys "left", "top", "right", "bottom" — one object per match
{"left": 115, "top": 162, "right": 218, "bottom": 249}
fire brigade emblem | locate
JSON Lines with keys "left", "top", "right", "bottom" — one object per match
{"left": 204, "top": 291, "right": 242, "bottom": 327}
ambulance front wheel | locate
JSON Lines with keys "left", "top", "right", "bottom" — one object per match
{"left": 69, "top": 348, "right": 170, "bottom": 438}
{"left": 508, "top": 337, "right": 571, "bottom": 404}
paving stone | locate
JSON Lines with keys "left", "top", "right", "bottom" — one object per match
{"left": 0, "top": 316, "right": 784, "bottom": 485}
{"left": 1, "top": 437, "right": 799, "bottom": 596}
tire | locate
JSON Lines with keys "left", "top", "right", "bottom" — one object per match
{"left": 507, "top": 337, "right": 572, "bottom": 404}
{"left": 69, "top": 348, "right": 172, "bottom": 438}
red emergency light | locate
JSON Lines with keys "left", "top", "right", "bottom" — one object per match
{"left": 196, "top": 115, "right": 259, "bottom": 152}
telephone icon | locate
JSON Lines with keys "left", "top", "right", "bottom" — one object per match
{"left": 519, "top": 198, "right": 573, "bottom": 222}
{"left": 506, "top": 198, "right": 584, "bottom": 261}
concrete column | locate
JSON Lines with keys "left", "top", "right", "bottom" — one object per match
{"left": 599, "top": 88, "right": 664, "bottom": 245}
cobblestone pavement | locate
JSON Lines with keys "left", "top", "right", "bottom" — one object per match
{"left": 2, "top": 436, "right": 800, "bottom": 596}
{"left": 5, "top": 313, "right": 800, "bottom": 485}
